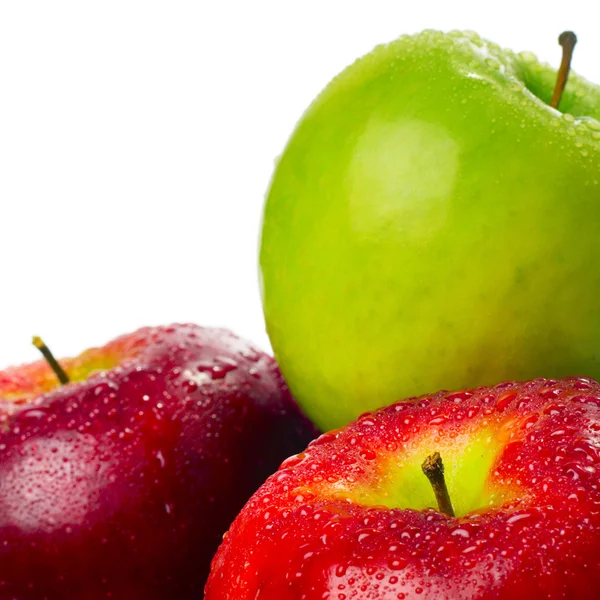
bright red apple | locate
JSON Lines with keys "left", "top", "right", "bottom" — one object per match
{"left": 206, "top": 377, "right": 600, "bottom": 599}
{"left": 0, "top": 324, "right": 317, "bottom": 599}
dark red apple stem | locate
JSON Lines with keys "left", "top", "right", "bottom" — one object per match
{"left": 32, "top": 336, "right": 70, "bottom": 384}
{"left": 549, "top": 31, "right": 577, "bottom": 110}
{"left": 421, "top": 452, "right": 455, "bottom": 517}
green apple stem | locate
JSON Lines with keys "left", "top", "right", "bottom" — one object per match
{"left": 422, "top": 452, "right": 455, "bottom": 517}
{"left": 32, "top": 336, "right": 70, "bottom": 385}
{"left": 549, "top": 31, "right": 577, "bottom": 110}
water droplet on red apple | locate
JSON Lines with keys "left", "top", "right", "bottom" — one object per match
{"left": 388, "top": 557, "right": 407, "bottom": 570}
{"left": 506, "top": 512, "right": 532, "bottom": 525}
{"left": 280, "top": 452, "right": 307, "bottom": 470}
{"left": 183, "top": 380, "right": 198, "bottom": 393}
{"left": 520, "top": 414, "right": 539, "bottom": 430}
{"left": 496, "top": 392, "right": 517, "bottom": 412}
{"left": 19, "top": 408, "right": 49, "bottom": 420}
{"left": 451, "top": 528, "right": 470, "bottom": 538}
{"left": 359, "top": 449, "right": 376, "bottom": 461}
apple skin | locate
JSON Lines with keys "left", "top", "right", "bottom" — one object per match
{"left": 0, "top": 324, "right": 317, "bottom": 599}
{"left": 206, "top": 376, "right": 600, "bottom": 599}
{"left": 259, "top": 29, "right": 600, "bottom": 431}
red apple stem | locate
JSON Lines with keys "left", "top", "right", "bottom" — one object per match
{"left": 549, "top": 31, "right": 577, "bottom": 110}
{"left": 32, "top": 336, "right": 70, "bottom": 384}
{"left": 421, "top": 452, "right": 455, "bottom": 517}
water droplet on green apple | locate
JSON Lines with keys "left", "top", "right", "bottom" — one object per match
{"left": 582, "top": 118, "right": 600, "bottom": 131}
{"left": 518, "top": 51, "right": 537, "bottom": 64}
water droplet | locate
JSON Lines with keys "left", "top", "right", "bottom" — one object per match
{"left": 581, "top": 117, "right": 600, "bottom": 131}
{"left": 451, "top": 528, "right": 470, "bottom": 538}
{"left": 335, "top": 564, "right": 348, "bottom": 577}
{"left": 359, "top": 449, "right": 376, "bottom": 461}
{"left": 506, "top": 513, "right": 531, "bottom": 525}
{"left": 19, "top": 408, "right": 48, "bottom": 420}
{"left": 388, "top": 557, "right": 407, "bottom": 570}
{"left": 496, "top": 392, "right": 517, "bottom": 412}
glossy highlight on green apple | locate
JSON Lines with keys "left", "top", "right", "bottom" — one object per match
{"left": 260, "top": 29, "right": 600, "bottom": 431}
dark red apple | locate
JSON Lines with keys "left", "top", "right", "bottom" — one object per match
{"left": 0, "top": 324, "right": 317, "bottom": 599}
{"left": 206, "top": 377, "right": 600, "bottom": 599}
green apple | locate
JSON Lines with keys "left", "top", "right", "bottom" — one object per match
{"left": 259, "top": 29, "right": 600, "bottom": 431}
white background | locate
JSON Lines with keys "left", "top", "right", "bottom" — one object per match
{"left": 1, "top": 0, "right": 599, "bottom": 369}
